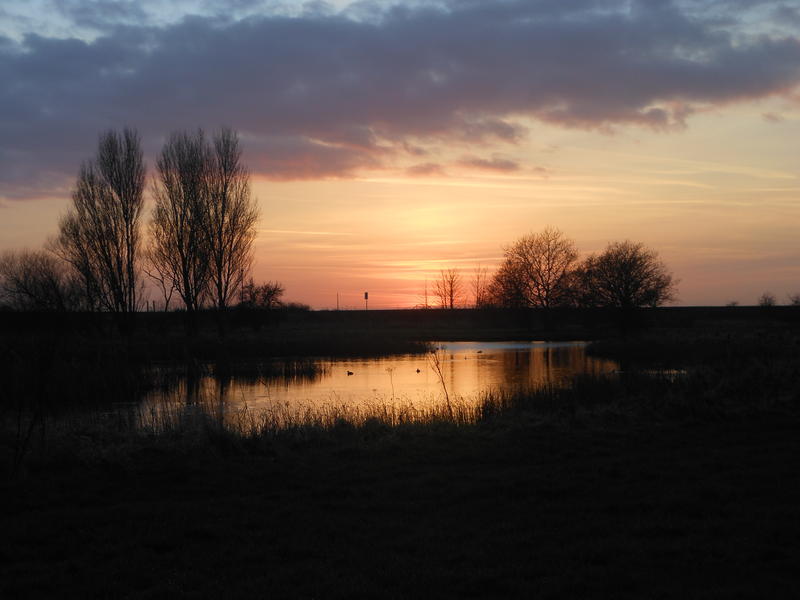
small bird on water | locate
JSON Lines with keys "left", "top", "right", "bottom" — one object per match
{"left": 346, "top": 370, "right": 354, "bottom": 376}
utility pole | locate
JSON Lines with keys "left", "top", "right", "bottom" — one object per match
{"left": 364, "top": 291, "right": 368, "bottom": 311}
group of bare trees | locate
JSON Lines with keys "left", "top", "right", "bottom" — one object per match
{"left": 239, "top": 278, "right": 285, "bottom": 309}
{"left": 148, "top": 129, "right": 258, "bottom": 315}
{"left": 427, "top": 265, "right": 489, "bottom": 309}
{"left": 0, "top": 127, "right": 260, "bottom": 327}
{"left": 429, "top": 227, "right": 678, "bottom": 310}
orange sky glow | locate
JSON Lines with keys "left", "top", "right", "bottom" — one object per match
{"left": 248, "top": 103, "right": 800, "bottom": 308}
{"left": 1, "top": 1, "right": 799, "bottom": 309}
{"left": 2, "top": 100, "right": 799, "bottom": 309}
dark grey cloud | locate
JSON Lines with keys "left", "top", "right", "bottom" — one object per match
{"left": 1, "top": 0, "right": 799, "bottom": 198}
{"left": 773, "top": 4, "right": 800, "bottom": 25}
{"left": 246, "top": 134, "right": 383, "bottom": 179}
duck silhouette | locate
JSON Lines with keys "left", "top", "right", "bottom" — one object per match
{"left": 346, "top": 370, "right": 354, "bottom": 376}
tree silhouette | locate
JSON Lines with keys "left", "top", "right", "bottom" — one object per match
{"left": 240, "top": 278, "right": 284, "bottom": 309}
{"left": 435, "top": 268, "right": 463, "bottom": 309}
{"left": 577, "top": 240, "right": 677, "bottom": 308}
{"left": 207, "top": 128, "right": 259, "bottom": 310}
{"left": 758, "top": 292, "right": 776, "bottom": 308}
{"left": 0, "top": 249, "right": 80, "bottom": 311}
{"left": 54, "top": 128, "right": 145, "bottom": 323}
{"left": 149, "top": 130, "right": 213, "bottom": 316}
{"left": 492, "top": 226, "right": 578, "bottom": 308}
{"left": 486, "top": 259, "right": 527, "bottom": 308}
{"left": 148, "top": 128, "right": 259, "bottom": 321}
{"left": 471, "top": 265, "right": 490, "bottom": 308}
{"left": 142, "top": 244, "right": 176, "bottom": 311}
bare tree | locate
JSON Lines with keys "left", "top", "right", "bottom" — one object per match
{"left": 435, "top": 268, "right": 463, "bottom": 309}
{"left": 758, "top": 292, "right": 776, "bottom": 308}
{"left": 0, "top": 249, "right": 80, "bottom": 311}
{"left": 206, "top": 128, "right": 259, "bottom": 310}
{"left": 789, "top": 293, "right": 800, "bottom": 306}
{"left": 97, "top": 128, "right": 146, "bottom": 313}
{"left": 577, "top": 240, "right": 677, "bottom": 309}
{"left": 471, "top": 264, "right": 490, "bottom": 308}
{"left": 494, "top": 227, "right": 578, "bottom": 308}
{"left": 53, "top": 212, "right": 102, "bottom": 310}
{"left": 240, "top": 278, "right": 284, "bottom": 309}
{"left": 54, "top": 128, "right": 145, "bottom": 321}
{"left": 149, "top": 130, "right": 213, "bottom": 315}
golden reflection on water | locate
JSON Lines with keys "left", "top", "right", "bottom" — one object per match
{"left": 140, "top": 342, "right": 618, "bottom": 427}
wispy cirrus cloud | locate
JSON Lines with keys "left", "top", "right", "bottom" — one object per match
{"left": 406, "top": 162, "right": 446, "bottom": 177}
{"left": 457, "top": 156, "right": 520, "bottom": 173}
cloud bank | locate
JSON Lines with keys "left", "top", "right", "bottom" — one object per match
{"left": 1, "top": 0, "right": 799, "bottom": 198}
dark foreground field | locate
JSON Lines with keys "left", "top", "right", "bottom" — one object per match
{"left": 3, "top": 416, "right": 799, "bottom": 598}
{"left": 2, "top": 306, "right": 800, "bottom": 598}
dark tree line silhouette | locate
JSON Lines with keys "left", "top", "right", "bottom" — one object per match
{"left": 0, "top": 127, "right": 262, "bottom": 325}
{"left": 437, "top": 227, "right": 679, "bottom": 310}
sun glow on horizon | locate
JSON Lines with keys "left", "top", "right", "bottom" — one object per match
{"left": 1, "top": 2, "right": 799, "bottom": 309}
{"left": 242, "top": 102, "right": 800, "bottom": 309}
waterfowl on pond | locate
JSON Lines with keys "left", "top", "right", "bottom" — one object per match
{"left": 416, "top": 368, "right": 421, "bottom": 373}
{"left": 346, "top": 370, "right": 354, "bottom": 376}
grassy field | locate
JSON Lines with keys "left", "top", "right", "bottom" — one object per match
{"left": 2, "top": 307, "right": 799, "bottom": 597}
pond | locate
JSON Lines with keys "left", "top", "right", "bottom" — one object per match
{"left": 138, "top": 341, "right": 619, "bottom": 429}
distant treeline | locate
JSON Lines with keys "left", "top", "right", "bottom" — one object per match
{"left": 427, "top": 227, "right": 678, "bottom": 311}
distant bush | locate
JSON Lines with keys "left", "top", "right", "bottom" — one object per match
{"left": 284, "top": 301, "right": 311, "bottom": 311}
{"left": 0, "top": 249, "right": 84, "bottom": 311}
{"left": 238, "top": 278, "right": 284, "bottom": 309}
{"left": 758, "top": 292, "right": 776, "bottom": 307}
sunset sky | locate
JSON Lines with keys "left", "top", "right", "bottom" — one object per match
{"left": 1, "top": 0, "right": 799, "bottom": 308}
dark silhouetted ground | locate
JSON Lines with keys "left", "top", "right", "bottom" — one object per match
{"left": 3, "top": 416, "right": 798, "bottom": 598}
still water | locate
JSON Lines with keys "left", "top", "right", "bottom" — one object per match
{"left": 141, "top": 341, "right": 618, "bottom": 424}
